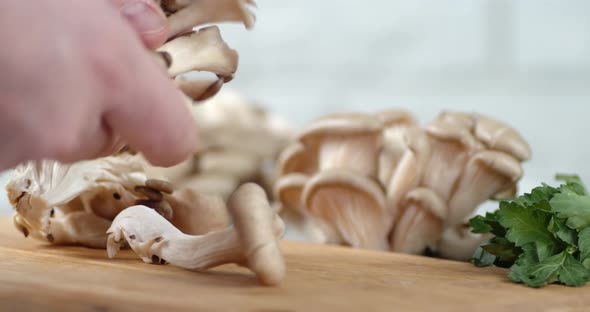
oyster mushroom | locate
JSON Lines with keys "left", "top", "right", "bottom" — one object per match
{"left": 176, "top": 173, "right": 239, "bottom": 200}
{"left": 391, "top": 187, "right": 447, "bottom": 254}
{"left": 473, "top": 114, "right": 531, "bottom": 161}
{"left": 162, "top": 0, "right": 256, "bottom": 38}
{"left": 437, "top": 223, "right": 490, "bottom": 261}
{"left": 297, "top": 113, "right": 384, "bottom": 177}
{"left": 175, "top": 75, "right": 224, "bottom": 102}
{"left": 301, "top": 169, "right": 390, "bottom": 250}
{"left": 446, "top": 150, "right": 523, "bottom": 226}
{"left": 147, "top": 0, "right": 256, "bottom": 102}
{"left": 273, "top": 173, "right": 326, "bottom": 243}
{"left": 107, "top": 183, "right": 285, "bottom": 286}
{"left": 421, "top": 116, "right": 484, "bottom": 202}
{"left": 166, "top": 188, "right": 229, "bottom": 235}
{"left": 158, "top": 26, "right": 238, "bottom": 80}
{"left": 5, "top": 154, "right": 148, "bottom": 244}
{"left": 197, "top": 149, "right": 260, "bottom": 181}
{"left": 276, "top": 142, "right": 317, "bottom": 176}
{"left": 384, "top": 127, "right": 431, "bottom": 226}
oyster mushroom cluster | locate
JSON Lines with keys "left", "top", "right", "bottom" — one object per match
{"left": 6, "top": 154, "right": 285, "bottom": 285}
{"left": 274, "top": 111, "right": 531, "bottom": 260}
{"left": 146, "top": 91, "right": 293, "bottom": 200}
{"left": 151, "top": 0, "right": 256, "bottom": 103}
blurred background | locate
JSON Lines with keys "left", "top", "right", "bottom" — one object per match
{"left": 1, "top": 0, "right": 590, "bottom": 213}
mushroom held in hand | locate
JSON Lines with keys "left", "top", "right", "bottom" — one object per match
{"left": 107, "top": 183, "right": 285, "bottom": 286}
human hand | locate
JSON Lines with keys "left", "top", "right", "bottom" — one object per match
{"left": 0, "top": 0, "right": 197, "bottom": 170}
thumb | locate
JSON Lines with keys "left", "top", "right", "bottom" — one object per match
{"left": 110, "top": 0, "right": 169, "bottom": 49}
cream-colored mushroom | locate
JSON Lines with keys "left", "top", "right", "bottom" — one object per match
{"left": 276, "top": 142, "right": 317, "bottom": 176}
{"left": 5, "top": 155, "right": 148, "bottom": 243}
{"left": 176, "top": 173, "right": 239, "bottom": 200}
{"left": 162, "top": 0, "right": 256, "bottom": 38}
{"left": 473, "top": 114, "right": 531, "bottom": 161}
{"left": 166, "top": 188, "right": 229, "bottom": 235}
{"left": 273, "top": 173, "right": 326, "bottom": 243}
{"left": 107, "top": 183, "right": 285, "bottom": 286}
{"left": 302, "top": 169, "right": 390, "bottom": 250}
{"left": 197, "top": 149, "right": 260, "bottom": 181}
{"left": 158, "top": 26, "right": 238, "bottom": 79}
{"left": 175, "top": 76, "right": 224, "bottom": 102}
{"left": 297, "top": 113, "right": 384, "bottom": 177}
{"left": 437, "top": 223, "right": 490, "bottom": 261}
{"left": 446, "top": 150, "right": 523, "bottom": 226}
{"left": 391, "top": 187, "right": 446, "bottom": 255}
{"left": 376, "top": 110, "right": 417, "bottom": 188}
{"left": 421, "top": 117, "right": 483, "bottom": 202}
{"left": 384, "top": 127, "right": 431, "bottom": 226}
{"left": 40, "top": 211, "right": 112, "bottom": 248}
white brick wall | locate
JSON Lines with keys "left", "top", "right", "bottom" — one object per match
{"left": 1, "top": 1, "right": 589, "bottom": 214}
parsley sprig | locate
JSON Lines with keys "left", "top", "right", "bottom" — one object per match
{"left": 470, "top": 175, "right": 590, "bottom": 288}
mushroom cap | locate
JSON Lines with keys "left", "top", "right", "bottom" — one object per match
{"left": 296, "top": 113, "right": 383, "bottom": 145}
{"left": 228, "top": 183, "right": 285, "bottom": 286}
{"left": 273, "top": 173, "right": 308, "bottom": 213}
{"left": 175, "top": 76, "right": 224, "bottom": 102}
{"left": 164, "top": 0, "right": 257, "bottom": 38}
{"left": 446, "top": 150, "right": 523, "bottom": 227}
{"left": 437, "top": 111, "right": 475, "bottom": 130}
{"left": 166, "top": 188, "right": 229, "bottom": 235}
{"left": 276, "top": 142, "right": 317, "bottom": 176}
{"left": 425, "top": 118, "right": 482, "bottom": 151}
{"left": 470, "top": 150, "right": 523, "bottom": 182}
{"left": 302, "top": 169, "right": 389, "bottom": 250}
{"left": 391, "top": 187, "right": 447, "bottom": 254}
{"left": 473, "top": 114, "right": 531, "bottom": 161}
{"left": 159, "top": 26, "right": 238, "bottom": 79}
{"left": 402, "top": 188, "right": 447, "bottom": 220}
{"left": 197, "top": 149, "right": 260, "bottom": 180}
{"left": 385, "top": 127, "right": 431, "bottom": 223}
{"left": 176, "top": 174, "right": 239, "bottom": 200}
{"left": 375, "top": 109, "right": 416, "bottom": 128}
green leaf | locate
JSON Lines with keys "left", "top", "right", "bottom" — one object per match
{"left": 469, "top": 215, "right": 492, "bottom": 234}
{"left": 482, "top": 237, "right": 521, "bottom": 265}
{"left": 556, "top": 174, "right": 588, "bottom": 195}
{"left": 578, "top": 227, "right": 590, "bottom": 265}
{"left": 508, "top": 244, "right": 538, "bottom": 283}
{"left": 514, "top": 185, "right": 560, "bottom": 207}
{"left": 470, "top": 246, "right": 496, "bottom": 267}
{"left": 559, "top": 254, "right": 590, "bottom": 287}
{"left": 498, "top": 201, "right": 558, "bottom": 260}
{"left": 550, "top": 191, "right": 590, "bottom": 230}
{"left": 548, "top": 217, "right": 578, "bottom": 247}
{"left": 510, "top": 251, "right": 590, "bottom": 287}
{"left": 469, "top": 212, "right": 505, "bottom": 236}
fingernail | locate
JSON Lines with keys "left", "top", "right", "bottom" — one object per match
{"left": 121, "top": 1, "right": 165, "bottom": 34}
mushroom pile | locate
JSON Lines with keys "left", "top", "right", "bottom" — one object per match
{"left": 274, "top": 110, "right": 530, "bottom": 260}
{"left": 6, "top": 154, "right": 285, "bottom": 285}
{"left": 145, "top": 91, "right": 293, "bottom": 200}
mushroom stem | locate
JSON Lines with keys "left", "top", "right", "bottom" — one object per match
{"left": 446, "top": 150, "right": 522, "bottom": 227}
{"left": 107, "top": 184, "right": 285, "bottom": 286}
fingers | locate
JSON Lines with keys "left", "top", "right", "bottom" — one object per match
{"left": 97, "top": 18, "right": 198, "bottom": 166}
{"left": 109, "top": 0, "right": 169, "bottom": 49}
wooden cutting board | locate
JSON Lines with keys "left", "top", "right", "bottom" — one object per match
{"left": 0, "top": 216, "right": 588, "bottom": 312}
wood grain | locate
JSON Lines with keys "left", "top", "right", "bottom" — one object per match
{"left": 0, "top": 216, "right": 588, "bottom": 312}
